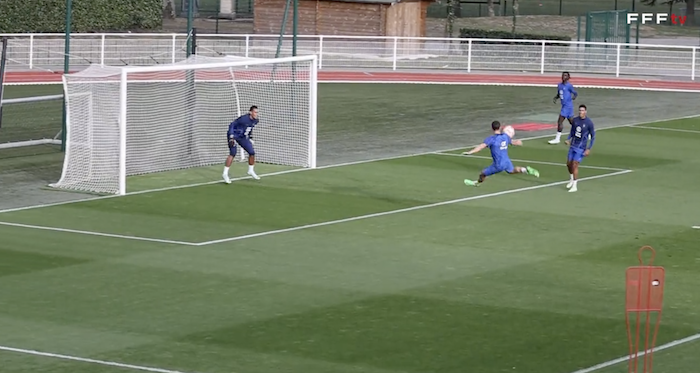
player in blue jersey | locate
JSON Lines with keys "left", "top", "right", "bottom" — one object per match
{"left": 223, "top": 105, "right": 260, "bottom": 184}
{"left": 565, "top": 104, "right": 596, "bottom": 193}
{"left": 463, "top": 121, "right": 540, "bottom": 186}
{"left": 548, "top": 71, "right": 578, "bottom": 145}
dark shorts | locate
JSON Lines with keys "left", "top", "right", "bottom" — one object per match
{"left": 229, "top": 136, "right": 255, "bottom": 156}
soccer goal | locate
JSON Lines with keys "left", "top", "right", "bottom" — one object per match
{"left": 51, "top": 54, "right": 318, "bottom": 195}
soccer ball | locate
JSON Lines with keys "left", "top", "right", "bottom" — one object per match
{"left": 503, "top": 125, "right": 515, "bottom": 138}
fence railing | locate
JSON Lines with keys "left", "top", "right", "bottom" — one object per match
{"left": 0, "top": 33, "right": 698, "bottom": 80}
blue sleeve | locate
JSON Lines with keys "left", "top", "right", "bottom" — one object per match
{"left": 483, "top": 137, "right": 492, "bottom": 147}
{"left": 227, "top": 122, "right": 235, "bottom": 138}
{"left": 568, "top": 121, "right": 575, "bottom": 140}
{"left": 587, "top": 120, "right": 596, "bottom": 149}
{"left": 569, "top": 84, "right": 578, "bottom": 98}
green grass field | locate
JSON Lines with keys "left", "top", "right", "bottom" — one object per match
{"left": 1, "top": 82, "right": 700, "bottom": 373}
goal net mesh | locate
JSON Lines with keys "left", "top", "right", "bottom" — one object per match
{"left": 52, "top": 55, "right": 313, "bottom": 195}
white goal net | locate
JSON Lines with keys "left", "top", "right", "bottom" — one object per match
{"left": 51, "top": 54, "right": 318, "bottom": 195}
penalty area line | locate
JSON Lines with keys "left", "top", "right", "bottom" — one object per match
{"left": 431, "top": 152, "right": 629, "bottom": 172}
{"left": 1, "top": 113, "right": 696, "bottom": 216}
{"left": 195, "top": 169, "right": 633, "bottom": 246}
{"left": 0, "top": 345, "right": 200, "bottom": 373}
{"left": 567, "top": 332, "right": 700, "bottom": 373}
{"left": 631, "top": 126, "right": 700, "bottom": 134}
{"left": 0, "top": 221, "right": 197, "bottom": 246}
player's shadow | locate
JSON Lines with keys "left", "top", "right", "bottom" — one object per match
{"left": 326, "top": 177, "right": 424, "bottom": 207}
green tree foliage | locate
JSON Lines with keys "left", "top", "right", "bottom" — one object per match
{"left": 641, "top": 0, "right": 696, "bottom": 25}
{"left": 0, "top": 0, "right": 162, "bottom": 33}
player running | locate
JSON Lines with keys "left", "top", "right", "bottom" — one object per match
{"left": 223, "top": 105, "right": 261, "bottom": 184}
{"left": 463, "top": 121, "right": 540, "bottom": 187}
{"left": 565, "top": 104, "right": 596, "bottom": 193}
{"left": 548, "top": 71, "right": 578, "bottom": 145}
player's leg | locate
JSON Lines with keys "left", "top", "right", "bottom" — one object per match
{"left": 223, "top": 143, "right": 237, "bottom": 184}
{"left": 504, "top": 160, "right": 540, "bottom": 178}
{"left": 465, "top": 164, "right": 499, "bottom": 186}
{"left": 549, "top": 106, "right": 573, "bottom": 144}
{"left": 548, "top": 115, "right": 566, "bottom": 144}
{"left": 236, "top": 137, "right": 260, "bottom": 180}
{"left": 569, "top": 161, "right": 580, "bottom": 192}
{"left": 566, "top": 148, "right": 575, "bottom": 189}
{"left": 508, "top": 166, "right": 541, "bottom": 177}
{"left": 567, "top": 148, "right": 584, "bottom": 192}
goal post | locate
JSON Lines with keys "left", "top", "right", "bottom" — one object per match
{"left": 51, "top": 54, "right": 318, "bottom": 195}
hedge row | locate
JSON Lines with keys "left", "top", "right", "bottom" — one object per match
{"left": 459, "top": 29, "right": 572, "bottom": 45}
{"left": 0, "top": 0, "right": 162, "bottom": 33}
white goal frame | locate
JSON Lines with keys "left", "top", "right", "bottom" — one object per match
{"left": 54, "top": 54, "right": 318, "bottom": 196}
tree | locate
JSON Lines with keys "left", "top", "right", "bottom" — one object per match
{"left": 511, "top": 0, "right": 519, "bottom": 34}
{"left": 444, "top": 0, "right": 459, "bottom": 37}
{"left": 641, "top": 0, "right": 695, "bottom": 25}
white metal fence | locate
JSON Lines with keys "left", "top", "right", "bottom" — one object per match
{"left": 0, "top": 33, "right": 698, "bottom": 80}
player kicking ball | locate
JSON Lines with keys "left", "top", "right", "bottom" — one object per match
{"left": 565, "top": 104, "right": 596, "bottom": 193}
{"left": 549, "top": 71, "right": 578, "bottom": 145}
{"left": 223, "top": 105, "right": 261, "bottom": 184}
{"left": 463, "top": 121, "right": 540, "bottom": 187}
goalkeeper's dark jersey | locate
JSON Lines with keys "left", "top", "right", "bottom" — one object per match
{"left": 228, "top": 114, "right": 258, "bottom": 139}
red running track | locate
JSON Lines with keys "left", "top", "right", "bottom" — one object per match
{"left": 5, "top": 70, "right": 700, "bottom": 91}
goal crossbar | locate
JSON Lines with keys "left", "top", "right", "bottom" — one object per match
{"left": 123, "top": 55, "right": 317, "bottom": 74}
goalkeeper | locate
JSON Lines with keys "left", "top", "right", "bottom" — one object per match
{"left": 223, "top": 105, "right": 261, "bottom": 183}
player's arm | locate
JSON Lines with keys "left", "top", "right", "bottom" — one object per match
{"left": 565, "top": 123, "right": 575, "bottom": 145}
{"left": 463, "top": 143, "right": 487, "bottom": 155}
{"left": 553, "top": 89, "right": 560, "bottom": 103}
{"left": 511, "top": 139, "right": 523, "bottom": 146}
{"left": 570, "top": 85, "right": 578, "bottom": 100}
{"left": 585, "top": 122, "right": 595, "bottom": 155}
{"left": 227, "top": 122, "right": 236, "bottom": 145}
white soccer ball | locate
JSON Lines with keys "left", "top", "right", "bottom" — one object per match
{"left": 503, "top": 125, "right": 515, "bottom": 138}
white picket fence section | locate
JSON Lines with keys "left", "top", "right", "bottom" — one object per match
{"left": 0, "top": 33, "right": 698, "bottom": 80}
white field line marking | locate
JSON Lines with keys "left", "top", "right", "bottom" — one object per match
{"left": 0, "top": 345, "right": 199, "bottom": 373}
{"left": 0, "top": 170, "right": 633, "bottom": 246}
{"left": 0, "top": 221, "right": 197, "bottom": 246}
{"left": 0, "top": 113, "right": 696, "bottom": 216}
{"left": 431, "top": 152, "right": 628, "bottom": 171}
{"left": 692, "top": 226, "right": 700, "bottom": 229}
{"left": 568, "top": 332, "right": 700, "bottom": 373}
{"left": 631, "top": 125, "right": 700, "bottom": 134}
{"left": 195, "top": 170, "right": 632, "bottom": 246}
